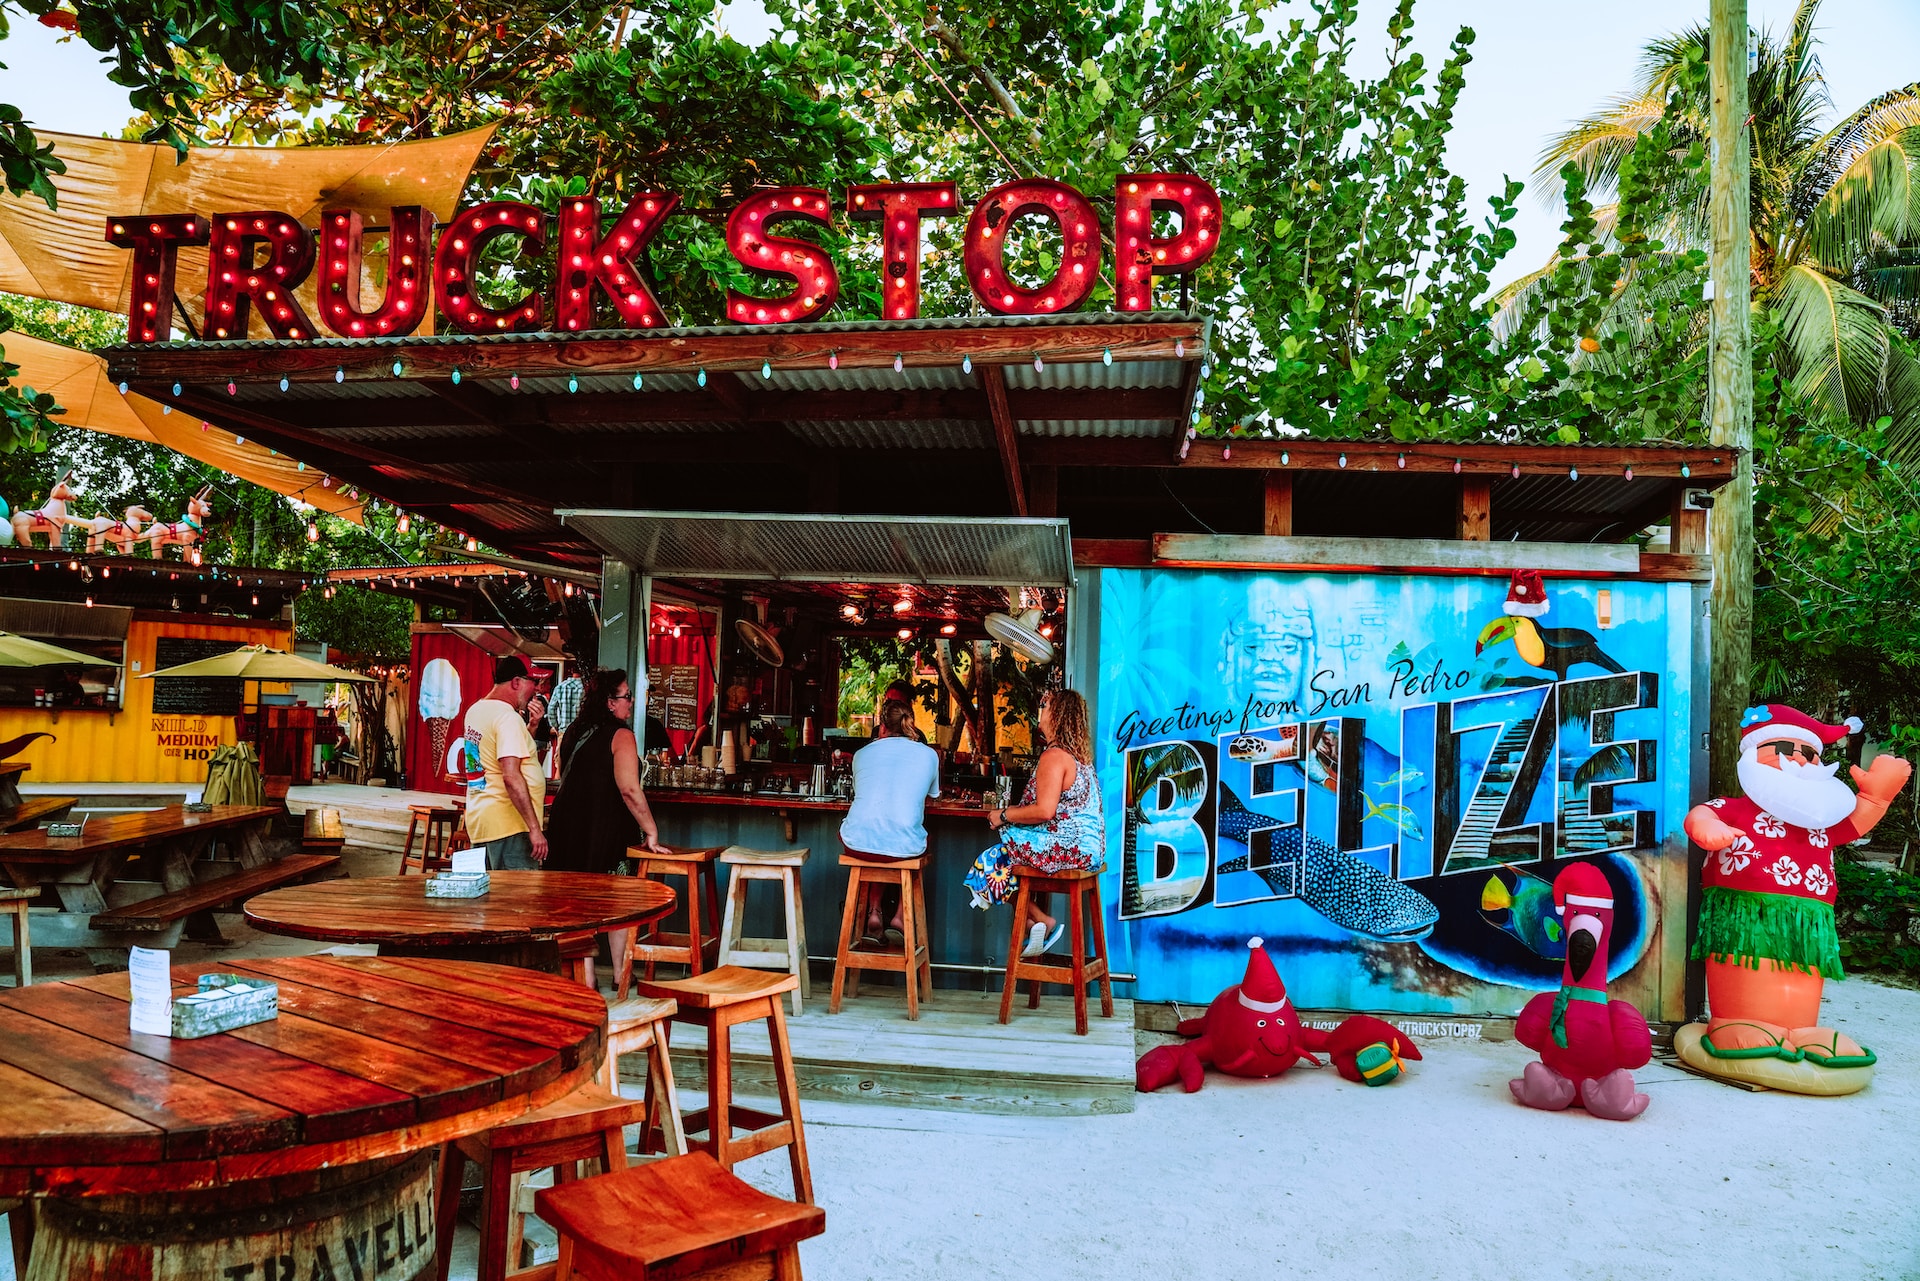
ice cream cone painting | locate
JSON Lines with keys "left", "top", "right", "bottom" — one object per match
{"left": 419, "top": 658, "right": 464, "bottom": 781}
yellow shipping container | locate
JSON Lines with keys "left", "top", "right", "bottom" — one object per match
{"left": 0, "top": 615, "right": 292, "bottom": 784}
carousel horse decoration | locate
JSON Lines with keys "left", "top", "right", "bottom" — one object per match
{"left": 65, "top": 504, "right": 154, "bottom": 556}
{"left": 143, "top": 487, "right": 212, "bottom": 559}
{"left": 11, "top": 472, "right": 78, "bottom": 549}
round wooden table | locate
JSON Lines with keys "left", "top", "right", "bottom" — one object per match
{"left": 0, "top": 956, "right": 606, "bottom": 1278}
{"left": 244, "top": 871, "right": 677, "bottom": 970}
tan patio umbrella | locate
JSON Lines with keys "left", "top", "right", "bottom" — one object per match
{"left": 144, "top": 645, "right": 373, "bottom": 789}
{"left": 0, "top": 631, "right": 119, "bottom": 668}
{"left": 141, "top": 643, "right": 371, "bottom": 684}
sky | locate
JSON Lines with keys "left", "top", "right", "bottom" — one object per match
{"left": 4, "top": 0, "right": 1919, "bottom": 285}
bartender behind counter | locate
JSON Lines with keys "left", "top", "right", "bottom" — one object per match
{"left": 839, "top": 697, "right": 939, "bottom": 944}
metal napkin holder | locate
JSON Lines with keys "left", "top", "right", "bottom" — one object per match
{"left": 172, "top": 973, "right": 278, "bottom": 1039}
{"left": 426, "top": 870, "right": 490, "bottom": 898}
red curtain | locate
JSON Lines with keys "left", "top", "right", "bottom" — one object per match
{"left": 406, "top": 630, "right": 497, "bottom": 794}
{"left": 646, "top": 607, "right": 714, "bottom": 759}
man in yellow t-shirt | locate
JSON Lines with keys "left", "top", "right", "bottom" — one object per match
{"left": 461, "top": 656, "right": 548, "bottom": 869}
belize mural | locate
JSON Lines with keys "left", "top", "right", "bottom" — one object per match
{"left": 1094, "top": 567, "right": 1695, "bottom": 1017}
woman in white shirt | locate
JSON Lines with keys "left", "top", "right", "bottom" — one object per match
{"left": 839, "top": 699, "right": 940, "bottom": 943}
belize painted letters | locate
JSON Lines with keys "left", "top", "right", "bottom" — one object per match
{"left": 1091, "top": 568, "right": 1693, "bottom": 1018}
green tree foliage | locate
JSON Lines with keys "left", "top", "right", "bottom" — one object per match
{"left": 1523, "top": 0, "right": 1920, "bottom": 453}
{"left": 0, "top": 2, "right": 342, "bottom": 452}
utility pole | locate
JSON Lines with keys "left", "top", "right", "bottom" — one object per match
{"left": 1708, "top": 0, "right": 1753, "bottom": 795}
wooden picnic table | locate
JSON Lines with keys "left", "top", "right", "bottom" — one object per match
{"left": 0, "top": 761, "right": 28, "bottom": 810}
{"left": 0, "top": 955, "right": 605, "bottom": 1277}
{"left": 0, "top": 805, "right": 327, "bottom": 965}
{"left": 245, "top": 871, "right": 676, "bottom": 971}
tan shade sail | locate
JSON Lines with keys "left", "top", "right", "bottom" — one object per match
{"left": 0, "top": 125, "right": 496, "bottom": 333}
{"left": 6, "top": 330, "right": 363, "bottom": 521}
{"left": 0, "top": 631, "right": 119, "bottom": 668}
{"left": 143, "top": 643, "right": 370, "bottom": 683}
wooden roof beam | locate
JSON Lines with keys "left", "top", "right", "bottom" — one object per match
{"left": 981, "top": 365, "right": 1026, "bottom": 516}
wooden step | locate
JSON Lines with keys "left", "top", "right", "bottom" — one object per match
{"left": 630, "top": 985, "right": 1136, "bottom": 1117}
{"left": 92, "top": 853, "right": 342, "bottom": 931}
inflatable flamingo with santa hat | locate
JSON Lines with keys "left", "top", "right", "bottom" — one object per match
{"left": 1510, "top": 862, "right": 1652, "bottom": 1120}
{"left": 1676, "top": 703, "right": 1909, "bottom": 1094}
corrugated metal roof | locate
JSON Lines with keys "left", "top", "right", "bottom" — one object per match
{"left": 785, "top": 419, "right": 989, "bottom": 450}
{"left": 233, "top": 378, "right": 436, "bottom": 403}
{"left": 1020, "top": 418, "right": 1179, "bottom": 439}
{"left": 508, "top": 371, "right": 705, "bottom": 396}
{"left": 556, "top": 510, "right": 1074, "bottom": 586}
{"left": 1003, "top": 358, "right": 1186, "bottom": 391}
{"left": 767, "top": 365, "right": 973, "bottom": 393}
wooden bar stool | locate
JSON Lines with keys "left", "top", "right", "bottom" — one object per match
{"left": 400, "top": 805, "right": 462, "bottom": 875}
{"left": 634, "top": 966, "right": 812, "bottom": 1203}
{"left": 829, "top": 851, "right": 931, "bottom": 1019}
{"left": 998, "top": 865, "right": 1114, "bottom": 1036}
{"left": 630, "top": 846, "right": 724, "bottom": 981}
{"left": 604, "top": 995, "right": 688, "bottom": 1158}
{"left": 436, "top": 1083, "right": 647, "bottom": 1281}
{"left": 536, "top": 1152, "right": 825, "bottom": 1281}
{"left": 717, "top": 846, "right": 810, "bottom": 1016}
{"left": 0, "top": 887, "right": 33, "bottom": 987}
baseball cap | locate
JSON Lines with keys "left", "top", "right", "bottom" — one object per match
{"left": 493, "top": 655, "right": 537, "bottom": 684}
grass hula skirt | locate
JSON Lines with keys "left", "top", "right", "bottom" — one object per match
{"left": 1691, "top": 885, "right": 1843, "bottom": 977}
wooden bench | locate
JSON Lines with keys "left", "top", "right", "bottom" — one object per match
{"left": 91, "top": 852, "right": 342, "bottom": 932}
{"left": 0, "top": 797, "right": 74, "bottom": 834}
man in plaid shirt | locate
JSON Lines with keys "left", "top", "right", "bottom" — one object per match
{"left": 547, "top": 672, "right": 584, "bottom": 738}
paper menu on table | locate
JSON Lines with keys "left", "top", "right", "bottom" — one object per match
{"left": 451, "top": 849, "right": 486, "bottom": 876}
{"left": 128, "top": 946, "right": 173, "bottom": 1036}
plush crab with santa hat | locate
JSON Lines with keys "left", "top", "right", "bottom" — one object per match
{"left": 1675, "top": 703, "right": 1909, "bottom": 1095}
{"left": 1135, "top": 937, "right": 1420, "bottom": 1092}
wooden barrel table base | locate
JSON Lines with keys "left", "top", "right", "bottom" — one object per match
{"left": 29, "top": 1150, "right": 438, "bottom": 1281}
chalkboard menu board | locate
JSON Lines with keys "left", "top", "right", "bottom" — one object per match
{"left": 149, "top": 638, "right": 245, "bottom": 716}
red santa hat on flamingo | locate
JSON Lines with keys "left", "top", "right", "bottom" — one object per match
{"left": 1237, "top": 937, "right": 1291, "bottom": 1013}
{"left": 1738, "top": 703, "right": 1861, "bottom": 756}
{"left": 1502, "top": 569, "right": 1550, "bottom": 619}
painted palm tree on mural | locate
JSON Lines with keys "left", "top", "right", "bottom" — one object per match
{"left": 1499, "top": 0, "right": 1920, "bottom": 448}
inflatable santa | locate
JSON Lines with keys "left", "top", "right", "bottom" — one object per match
{"left": 1677, "top": 704, "right": 1909, "bottom": 1093}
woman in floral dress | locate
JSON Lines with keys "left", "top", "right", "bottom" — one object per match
{"left": 965, "top": 688, "right": 1104, "bottom": 957}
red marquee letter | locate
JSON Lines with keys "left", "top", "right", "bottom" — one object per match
{"left": 725, "top": 188, "right": 837, "bottom": 325}
{"left": 435, "top": 202, "right": 547, "bottom": 334}
{"left": 318, "top": 207, "right": 433, "bottom": 338}
{"left": 962, "top": 179, "right": 1101, "bottom": 315}
{"left": 204, "top": 212, "right": 317, "bottom": 340}
{"left": 106, "top": 213, "right": 208, "bottom": 343}
{"left": 555, "top": 192, "right": 679, "bottom": 331}
{"left": 847, "top": 183, "right": 957, "bottom": 320}
{"left": 1114, "top": 174, "right": 1221, "bottom": 310}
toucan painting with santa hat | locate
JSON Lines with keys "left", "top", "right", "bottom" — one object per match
{"left": 1476, "top": 569, "right": 1625, "bottom": 685}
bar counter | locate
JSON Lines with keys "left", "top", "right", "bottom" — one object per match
{"left": 644, "top": 787, "right": 1008, "bottom": 985}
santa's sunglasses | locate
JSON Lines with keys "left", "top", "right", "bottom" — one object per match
{"left": 1758, "top": 739, "right": 1822, "bottom": 763}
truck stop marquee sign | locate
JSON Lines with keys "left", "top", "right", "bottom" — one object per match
{"left": 105, "top": 174, "right": 1221, "bottom": 344}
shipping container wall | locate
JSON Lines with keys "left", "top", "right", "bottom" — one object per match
{"left": 0, "top": 617, "right": 292, "bottom": 784}
{"left": 1091, "top": 568, "right": 1695, "bottom": 1023}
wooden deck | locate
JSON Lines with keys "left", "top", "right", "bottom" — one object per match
{"left": 634, "top": 986, "right": 1135, "bottom": 1117}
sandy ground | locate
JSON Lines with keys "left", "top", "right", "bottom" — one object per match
{"left": 6, "top": 844, "right": 1917, "bottom": 1281}
{"left": 724, "top": 973, "right": 1920, "bottom": 1281}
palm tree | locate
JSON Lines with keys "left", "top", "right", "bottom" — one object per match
{"left": 1504, "top": 0, "right": 1920, "bottom": 448}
